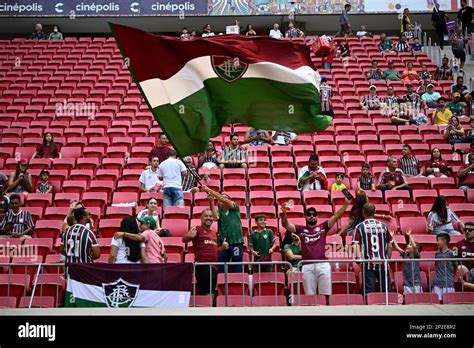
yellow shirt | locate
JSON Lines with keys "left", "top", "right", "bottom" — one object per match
{"left": 331, "top": 183, "right": 346, "bottom": 191}
{"left": 434, "top": 108, "right": 453, "bottom": 125}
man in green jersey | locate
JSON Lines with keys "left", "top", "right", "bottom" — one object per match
{"left": 201, "top": 185, "right": 243, "bottom": 273}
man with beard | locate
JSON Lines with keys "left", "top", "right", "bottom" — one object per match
{"left": 183, "top": 208, "right": 224, "bottom": 295}
{"left": 281, "top": 197, "right": 352, "bottom": 304}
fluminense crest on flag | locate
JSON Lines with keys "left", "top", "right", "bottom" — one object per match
{"left": 110, "top": 23, "right": 333, "bottom": 157}
{"left": 65, "top": 263, "right": 193, "bottom": 308}
{"left": 211, "top": 56, "right": 249, "bottom": 83}
{"left": 102, "top": 278, "right": 140, "bottom": 308}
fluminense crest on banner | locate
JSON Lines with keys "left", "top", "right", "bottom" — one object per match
{"left": 102, "top": 278, "right": 140, "bottom": 308}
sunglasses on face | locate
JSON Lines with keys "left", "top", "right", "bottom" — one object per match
{"left": 465, "top": 228, "right": 474, "bottom": 233}
{"left": 306, "top": 213, "right": 317, "bottom": 217}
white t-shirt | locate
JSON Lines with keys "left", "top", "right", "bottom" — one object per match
{"left": 110, "top": 237, "right": 145, "bottom": 264}
{"left": 157, "top": 158, "right": 187, "bottom": 189}
{"left": 202, "top": 32, "right": 215, "bottom": 37}
{"left": 137, "top": 209, "right": 160, "bottom": 226}
{"left": 139, "top": 168, "right": 161, "bottom": 191}
{"left": 269, "top": 29, "right": 282, "bottom": 39}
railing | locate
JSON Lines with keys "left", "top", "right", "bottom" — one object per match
{"left": 0, "top": 258, "right": 472, "bottom": 308}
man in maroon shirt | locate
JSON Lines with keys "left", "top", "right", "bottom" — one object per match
{"left": 454, "top": 221, "right": 474, "bottom": 291}
{"left": 149, "top": 133, "right": 171, "bottom": 163}
{"left": 281, "top": 197, "right": 352, "bottom": 304}
{"left": 377, "top": 156, "right": 412, "bottom": 198}
{"left": 182, "top": 208, "right": 227, "bottom": 295}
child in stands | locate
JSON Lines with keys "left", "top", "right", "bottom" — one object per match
{"left": 331, "top": 173, "right": 347, "bottom": 191}
{"left": 391, "top": 228, "right": 423, "bottom": 293}
{"left": 249, "top": 214, "right": 278, "bottom": 272}
{"left": 357, "top": 164, "right": 376, "bottom": 191}
{"left": 432, "top": 233, "right": 457, "bottom": 302}
{"left": 35, "top": 169, "right": 53, "bottom": 194}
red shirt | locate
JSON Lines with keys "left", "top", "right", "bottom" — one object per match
{"left": 192, "top": 226, "right": 218, "bottom": 263}
{"left": 454, "top": 239, "right": 474, "bottom": 270}
{"left": 458, "top": 164, "right": 474, "bottom": 187}
{"left": 295, "top": 221, "right": 330, "bottom": 261}
{"left": 36, "top": 145, "right": 59, "bottom": 159}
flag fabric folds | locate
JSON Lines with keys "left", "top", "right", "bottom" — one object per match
{"left": 110, "top": 23, "right": 333, "bottom": 156}
{"left": 65, "top": 263, "right": 193, "bottom": 308}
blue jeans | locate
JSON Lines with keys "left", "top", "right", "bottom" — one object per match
{"left": 218, "top": 243, "right": 243, "bottom": 273}
{"left": 433, "top": 225, "right": 462, "bottom": 236}
{"left": 163, "top": 187, "right": 184, "bottom": 209}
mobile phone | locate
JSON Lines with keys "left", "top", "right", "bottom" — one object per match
{"left": 341, "top": 188, "right": 354, "bottom": 201}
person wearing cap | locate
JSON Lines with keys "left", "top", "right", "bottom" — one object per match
{"left": 115, "top": 215, "right": 167, "bottom": 264}
{"left": 35, "top": 169, "right": 53, "bottom": 194}
{"left": 366, "top": 60, "right": 383, "bottom": 82}
{"left": 444, "top": 116, "right": 466, "bottom": 144}
{"left": 447, "top": 93, "right": 466, "bottom": 116}
{"left": 281, "top": 197, "right": 352, "bottom": 304}
{"left": 433, "top": 97, "right": 453, "bottom": 125}
{"left": 421, "top": 83, "right": 441, "bottom": 109}
{"left": 30, "top": 23, "right": 47, "bottom": 40}
{"left": 319, "top": 76, "right": 333, "bottom": 117}
{"left": 0, "top": 194, "right": 34, "bottom": 240}
{"left": 379, "top": 33, "right": 394, "bottom": 52}
{"left": 200, "top": 185, "right": 244, "bottom": 273}
{"left": 383, "top": 61, "right": 400, "bottom": 81}
{"left": 434, "top": 57, "right": 453, "bottom": 81}
{"left": 401, "top": 62, "right": 418, "bottom": 81}
{"left": 360, "top": 85, "right": 381, "bottom": 110}
{"left": 5, "top": 159, "right": 33, "bottom": 195}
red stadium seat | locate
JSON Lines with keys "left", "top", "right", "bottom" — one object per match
{"left": 442, "top": 292, "right": 474, "bottom": 304}
{"left": 404, "top": 293, "right": 439, "bottom": 305}
{"left": 163, "top": 206, "right": 191, "bottom": 220}
{"left": 190, "top": 295, "right": 214, "bottom": 307}
{"left": 105, "top": 206, "right": 133, "bottom": 219}
{"left": 252, "top": 295, "right": 287, "bottom": 307}
{"left": 0, "top": 296, "right": 17, "bottom": 308}
{"left": 430, "top": 177, "right": 457, "bottom": 191}
{"left": 252, "top": 272, "right": 285, "bottom": 296}
{"left": 19, "top": 296, "right": 56, "bottom": 308}
{"left": 161, "top": 219, "right": 189, "bottom": 237}
{"left": 329, "top": 294, "right": 364, "bottom": 306}
{"left": 439, "top": 189, "right": 466, "bottom": 203}
{"left": 249, "top": 191, "right": 275, "bottom": 206}
{"left": 98, "top": 219, "right": 122, "bottom": 238}
{"left": 216, "top": 295, "right": 251, "bottom": 307}
{"left": 26, "top": 193, "right": 52, "bottom": 210}
{"left": 413, "top": 190, "right": 438, "bottom": 205}
{"left": 217, "top": 273, "right": 250, "bottom": 296}
{"left": 384, "top": 190, "right": 411, "bottom": 205}
{"left": 272, "top": 168, "right": 295, "bottom": 179}
{"left": 0, "top": 274, "right": 31, "bottom": 301}
{"left": 399, "top": 217, "right": 427, "bottom": 234}
{"left": 366, "top": 292, "right": 401, "bottom": 305}
{"left": 33, "top": 220, "right": 63, "bottom": 239}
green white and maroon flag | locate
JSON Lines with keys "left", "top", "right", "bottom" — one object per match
{"left": 65, "top": 263, "right": 193, "bottom": 308}
{"left": 110, "top": 23, "right": 332, "bottom": 157}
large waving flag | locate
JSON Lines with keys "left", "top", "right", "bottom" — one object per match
{"left": 110, "top": 23, "right": 332, "bottom": 156}
{"left": 65, "top": 263, "right": 193, "bottom": 308}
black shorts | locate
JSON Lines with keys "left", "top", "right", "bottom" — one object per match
{"left": 363, "top": 267, "right": 391, "bottom": 294}
{"left": 453, "top": 48, "right": 466, "bottom": 62}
